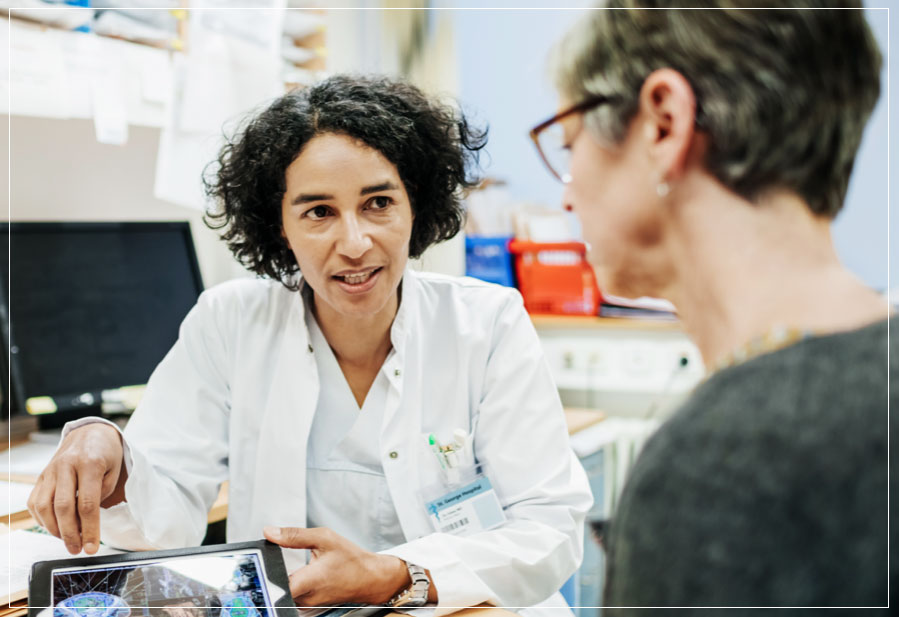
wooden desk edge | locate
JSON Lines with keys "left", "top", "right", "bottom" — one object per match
{"left": 531, "top": 314, "right": 681, "bottom": 331}
{"left": 207, "top": 482, "right": 229, "bottom": 524}
{"left": 564, "top": 408, "right": 606, "bottom": 435}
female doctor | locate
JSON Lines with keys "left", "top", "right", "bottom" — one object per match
{"left": 28, "top": 75, "right": 592, "bottom": 614}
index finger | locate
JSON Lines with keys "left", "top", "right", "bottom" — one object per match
{"left": 53, "top": 467, "right": 82, "bottom": 554}
{"left": 76, "top": 462, "right": 105, "bottom": 554}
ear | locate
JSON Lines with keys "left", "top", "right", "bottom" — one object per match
{"left": 636, "top": 68, "right": 698, "bottom": 183}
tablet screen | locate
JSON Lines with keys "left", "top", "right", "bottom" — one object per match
{"left": 49, "top": 549, "right": 274, "bottom": 617}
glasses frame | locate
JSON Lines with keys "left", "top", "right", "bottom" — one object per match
{"left": 529, "top": 94, "right": 613, "bottom": 183}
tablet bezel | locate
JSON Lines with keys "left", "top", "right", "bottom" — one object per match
{"left": 28, "top": 540, "right": 296, "bottom": 617}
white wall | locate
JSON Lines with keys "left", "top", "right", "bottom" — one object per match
{"left": 834, "top": 6, "right": 890, "bottom": 292}
{"left": 453, "top": 2, "right": 592, "bottom": 209}
{"left": 873, "top": 2, "right": 898, "bottom": 292}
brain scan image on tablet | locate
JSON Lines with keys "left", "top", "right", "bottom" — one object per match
{"left": 50, "top": 551, "right": 272, "bottom": 617}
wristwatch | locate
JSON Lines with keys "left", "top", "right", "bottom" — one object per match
{"left": 387, "top": 562, "right": 430, "bottom": 608}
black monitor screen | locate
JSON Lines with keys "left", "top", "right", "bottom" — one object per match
{"left": 1, "top": 222, "right": 204, "bottom": 415}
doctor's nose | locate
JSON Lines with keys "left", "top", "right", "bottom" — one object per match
{"left": 336, "top": 216, "right": 373, "bottom": 259}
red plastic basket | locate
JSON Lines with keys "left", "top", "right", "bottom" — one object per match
{"left": 508, "top": 240, "right": 602, "bottom": 316}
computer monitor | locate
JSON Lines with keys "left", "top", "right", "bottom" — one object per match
{"left": 1, "top": 222, "right": 204, "bottom": 425}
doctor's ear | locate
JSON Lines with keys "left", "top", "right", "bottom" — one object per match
{"left": 281, "top": 229, "right": 292, "bottom": 250}
{"left": 636, "top": 68, "right": 698, "bottom": 184}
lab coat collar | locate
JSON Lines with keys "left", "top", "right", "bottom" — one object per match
{"left": 388, "top": 267, "right": 417, "bottom": 357}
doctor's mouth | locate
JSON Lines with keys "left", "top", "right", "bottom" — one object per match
{"left": 332, "top": 266, "right": 384, "bottom": 294}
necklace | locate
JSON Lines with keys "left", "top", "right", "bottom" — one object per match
{"left": 709, "top": 325, "right": 813, "bottom": 375}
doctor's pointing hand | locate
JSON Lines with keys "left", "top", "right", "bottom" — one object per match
{"left": 262, "top": 526, "right": 437, "bottom": 607}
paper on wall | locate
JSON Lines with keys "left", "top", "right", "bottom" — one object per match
{"left": 138, "top": 47, "right": 174, "bottom": 105}
{"left": 154, "top": 0, "right": 286, "bottom": 210}
{"left": 4, "top": 25, "right": 70, "bottom": 119}
{"left": 116, "top": 37, "right": 173, "bottom": 129}
{"left": 59, "top": 30, "right": 105, "bottom": 121}
{"left": 179, "top": 1, "right": 284, "bottom": 133}
{"left": 191, "top": 0, "right": 285, "bottom": 55}
{"left": 178, "top": 33, "right": 282, "bottom": 134}
{"left": 154, "top": 118, "right": 224, "bottom": 211}
{"left": 90, "top": 54, "right": 129, "bottom": 146}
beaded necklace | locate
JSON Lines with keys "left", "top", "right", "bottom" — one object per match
{"left": 709, "top": 325, "right": 813, "bottom": 375}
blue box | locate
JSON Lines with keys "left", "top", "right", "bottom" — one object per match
{"left": 465, "top": 235, "right": 515, "bottom": 287}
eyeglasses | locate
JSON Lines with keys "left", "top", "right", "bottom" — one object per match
{"left": 529, "top": 94, "right": 615, "bottom": 184}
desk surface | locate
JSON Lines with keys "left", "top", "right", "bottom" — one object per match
{"left": 564, "top": 408, "right": 606, "bottom": 435}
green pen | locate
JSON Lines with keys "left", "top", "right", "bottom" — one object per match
{"left": 428, "top": 433, "right": 447, "bottom": 470}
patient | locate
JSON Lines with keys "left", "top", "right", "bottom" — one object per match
{"left": 531, "top": 0, "right": 893, "bottom": 610}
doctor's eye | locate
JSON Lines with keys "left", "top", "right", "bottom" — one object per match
{"left": 368, "top": 196, "right": 393, "bottom": 210}
{"left": 304, "top": 205, "right": 332, "bottom": 220}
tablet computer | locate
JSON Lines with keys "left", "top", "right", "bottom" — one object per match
{"left": 28, "top": 540, "right": 296, "bottom": 617}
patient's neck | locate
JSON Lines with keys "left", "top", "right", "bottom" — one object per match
{"left": 663, "top": 188, "right": 890, "bottom": 368}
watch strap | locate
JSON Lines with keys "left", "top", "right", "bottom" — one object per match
{"left": 387, "top": 562, "right": 430, "bottom": 608}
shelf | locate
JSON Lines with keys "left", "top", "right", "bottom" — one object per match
{"left": 2, "top": 17, "right": 174, "bottom": 127}
{"left": 530, "top": 314, "right": 683, "bottom": 331}
{"left": 1, "top": 9, "right": 328, "bottom": 127}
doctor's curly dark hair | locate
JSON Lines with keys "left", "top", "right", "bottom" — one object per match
{"left": 203, "top": 74, "right": 487, "bottom": 289}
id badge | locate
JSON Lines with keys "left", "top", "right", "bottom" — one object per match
{"left": 422, "top": 465, "right": 506, "bottom": 536}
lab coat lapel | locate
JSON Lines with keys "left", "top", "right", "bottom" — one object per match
{"left": 382, "top": 269, "right": 413, "bottom": 428}
{"left": 381, "top": 270, "right": 433, "bottom": 541}
{"left": 252, "top": 281, "right": 319, "bottom": 568}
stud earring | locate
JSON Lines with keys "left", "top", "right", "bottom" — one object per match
{"left": 656, "top": 181, "right": 670, "bottom": 197}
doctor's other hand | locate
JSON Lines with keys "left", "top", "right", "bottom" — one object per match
{"left": 27, "top": 422, "right": 127, "bottom": 555}
{"left": 263, "top": 525, "right": 435, "bottom": 607}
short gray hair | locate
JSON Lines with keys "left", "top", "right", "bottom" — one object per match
{"left": 550, "top": 0, "right": 881, "bottom": 218}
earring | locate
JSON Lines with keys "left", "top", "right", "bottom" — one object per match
{"left": 656, "top": 181, "right": 670, "bottom": 197}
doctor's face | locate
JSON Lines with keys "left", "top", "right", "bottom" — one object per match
{"left": 281, "top": 132, "right": 414, "bottom": 320}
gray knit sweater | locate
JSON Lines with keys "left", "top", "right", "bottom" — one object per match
{"left": 603, "top": 316, "right": 894, "bottom": 615}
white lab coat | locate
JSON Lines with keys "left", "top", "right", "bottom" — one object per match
{"left": 90, "top": 270, "right": 592, "bottom": 615}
